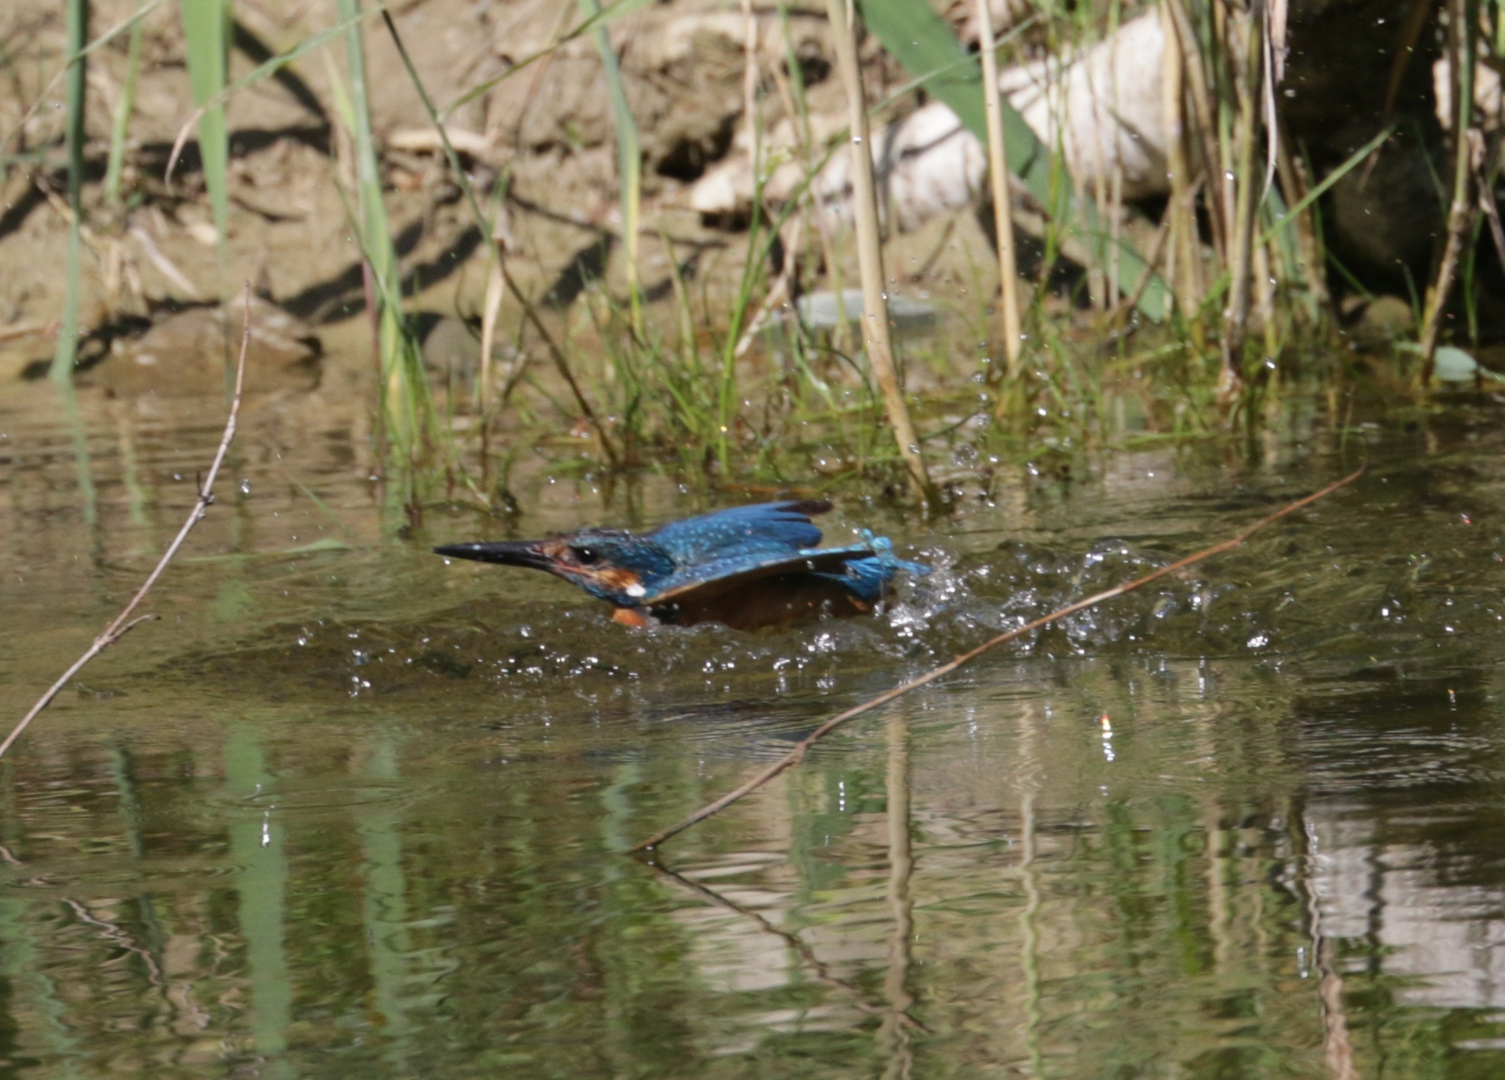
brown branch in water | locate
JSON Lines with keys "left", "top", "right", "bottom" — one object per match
{"left": 631, "top": 465, "right": 1365, "bottom": 852}
{"left": 0, "top": 287, "right": 253, "bottom": 760}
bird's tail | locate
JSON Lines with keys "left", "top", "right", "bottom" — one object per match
{"left": 818, "top": 532, "right": 929, "bottom": 604}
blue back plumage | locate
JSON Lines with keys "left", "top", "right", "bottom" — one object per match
{"left": 648, "top": 500, "right": 827, "bottom": 563}
{"left": 641, "top": 505, "right": 927, "bottom": 607}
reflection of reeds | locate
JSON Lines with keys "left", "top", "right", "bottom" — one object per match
{"left": 4, "top": 290, "right": 253, "bottom": 759}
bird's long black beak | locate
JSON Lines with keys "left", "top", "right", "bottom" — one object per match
{"left": 433, "top": 540, "right": 553, "bottom": 571}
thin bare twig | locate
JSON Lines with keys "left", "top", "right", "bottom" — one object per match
{"left": 498, "top": 260, "right": 621, "bottom": 469}
{"left": 0, "top": 288, "right": 253, "bottom": 759}
{"left": 631, "top": 465, "right": 1365, "bottom": 851}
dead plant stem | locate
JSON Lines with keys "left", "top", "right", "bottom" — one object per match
{"left": 825, "top": 0, "right": 939, "bottom": 511}
{"left": 1219, "top": 1, "right": 1262, "bottom": 400}
{"left": 499, "top": 261, "right": 621, "bottom": 468}
{"left": 631, "top": 466, "right": 1365, "bottom": 851}
{"left": 1161, "top": 0, "right": 1197, "bottom": 326}
{"left": 1274, "top": 130, "right": 1329, "bottom": 318}
{"left": 1417, "top": 0, "right": 1479, "bottom": 383}
{"left": 976, "top": 0, "right": 1024, "bottom": 374}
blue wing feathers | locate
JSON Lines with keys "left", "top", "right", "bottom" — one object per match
{"left": 646, "top": 504, "right": 929, "bottom": 605}
{"left": 646, "top": 543, "right": 873, "bottom": 602}
{"left": 648, "top": 500, "right": 830, "bottom": 563}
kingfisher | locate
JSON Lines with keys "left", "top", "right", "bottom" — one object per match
{"left": 433, "top": 499, "right": 927, "bottom": 630}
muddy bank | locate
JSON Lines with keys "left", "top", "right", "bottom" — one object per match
{"left": 0, "top": 0, "right": 1483, "bottom": 407}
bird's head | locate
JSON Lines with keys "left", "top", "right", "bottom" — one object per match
{"left": 434, "top": 528, "right": 675, "bottom": 606}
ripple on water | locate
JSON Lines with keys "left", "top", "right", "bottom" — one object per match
{"left": 218, "top": 777, "right": 416, "bottom": 815}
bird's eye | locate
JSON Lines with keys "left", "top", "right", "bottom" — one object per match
{"left": 571, "top": 546, "right": 600, "bottom": 565}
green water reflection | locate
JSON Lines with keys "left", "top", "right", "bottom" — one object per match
{"left": 1, "top": 382, "right": 1504, "bottom": 1078}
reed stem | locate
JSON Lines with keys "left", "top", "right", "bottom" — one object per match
{"left": 1417, "top": 0, "right": 1479, "bottom": 382}
{"left": 975, "top": 0, "right": 1024, "bottom": 376}
{"left": 826, "top": 0, "right": 939, "bottom": 510}
{"left": 49, "top": 0, "right": 89, "bottom": 385}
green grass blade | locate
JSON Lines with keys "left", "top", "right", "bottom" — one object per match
{"left": 103, "top": 1, "right": 145, "bottom": 206}
{"left": 337, "top": 0, "right": 434, "bottom": 462}
{"left": 583, "top": 0, "right": 643, "bottom": 330}
{"left": 169, "top": 9, "right": 379, "bottom": 162}
{"left": 50, "top": 0, "right": 89, "bottom": 384}
{"left": 1257, "top": 126, "right": 1393, "bottom": 247}
{"left": 180, "top": 0, "right": 229, "bottom": 248}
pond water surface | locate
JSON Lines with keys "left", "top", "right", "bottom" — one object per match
{"left": 2, "top": 377, "right": 1504, "bottom": 1079}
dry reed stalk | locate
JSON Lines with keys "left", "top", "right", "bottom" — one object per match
{"left": 728, "top": 0, "right": 799, "bottom": 361}
{"left": 480, "top": 256, "right": 505, "bottom": 420}
{"left": 478, "top": 204, "right": 515, "bottom": 465}
{"left": 1255, "top": 239, "right": 1278, "bottom": 359}
{"left": 1219, "top": 1, "right": 1263, "bottom": 400}
{"left": 631, "top": 466, "right": 1365, "bottom": 852}
{"left": 506, "top": 0, "right": 576, "bottom": 150}
{"left": 1106, "top": 218, "right": 1170, "bottom": 331}
{"left": 1417, "top": 0, "right": 1479, "bottom": 383}
{"left": 1161, "top": 2, "right": 1202, "bottom": 323}
{"left": 1211, "top": 0, "right": 1235, "bottom": 235}
{"left": 825, "top": 0, "right": 939, "bottom": 509}
{"left": 1108, "top": 163, "right": 1125, "bottom": 309}
{"left": 742, "top": 0, "right": 760, "bottom": 182}
{"left": 976, "top": 0, "right": 1023, "bottom": 373}
{"left": 499, "top": 260, "right": 621, "bottom": 468}
{"left": 1274, "top": 132, "right": 1329, "bottom": 317}
{"left": 1168, "top": 0, "right": 1228, "bottom": 267}
{"left": 1478, "top": 161, "right": 1505, "bottom": 275}
{"left": 0, "top": 322, "right": 56, "bottom": 345}
{"left": 765, "top": 29, "right": 847, "bottom": 352}
{"left": 2, "top": 286, "right": 254, "bottom": 760}
{"left": 734, "top": 216, "right": 805, "bottom": 358}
